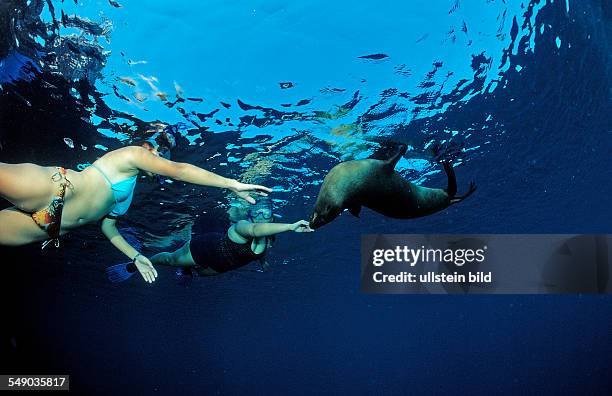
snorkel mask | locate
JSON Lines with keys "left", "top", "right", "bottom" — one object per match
{"left": 145, "top": 129, "right": 176, "bottom": 160}
{"left": 143, "top": 125, "right": 177, "bottom": 185}
{"left": 247, "top": 197, "right": 274, "bottom": 221}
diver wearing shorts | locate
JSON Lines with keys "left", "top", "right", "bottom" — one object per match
{"left": 105, "top": 196, "right": 313, "bottom": 282}
{"left": 188, "top": 231, "right": 266, "bottom": 274}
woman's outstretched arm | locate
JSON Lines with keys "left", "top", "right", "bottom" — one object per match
{"left": 234, "top": 220, "right": 313, "bottom": 238}
{"left": 126, "top": 146, "right": 271, "bottom": 203}
{"left": 101, "top": 217, "right": 158, "bottom": 283}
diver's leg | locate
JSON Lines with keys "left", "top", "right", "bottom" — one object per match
{"left": 0, "top": 207, "right": 49, "bottom": 246}
{"left": 149, "top": 251, "right": 177, "bottom": 266}
{"left": 151, "top": 238, "right": 219, "bottom": 276}
{"left": 150, "top": 242, "right": 196, "bottom": 267}
{"left": 194, "top": 266, "right": 219, "bottom": 276}
{"left": 180, "top": 240, "right": 219, "bottom": 276}
{"left": 0, "top": 163, "right": 55, "bottom": 211}
{"left": 172, "top": 241, "right": 198, "bottom": 266}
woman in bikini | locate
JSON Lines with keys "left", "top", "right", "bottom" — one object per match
{"left": 0, "top": 125, "right": 272, "bottom": 282}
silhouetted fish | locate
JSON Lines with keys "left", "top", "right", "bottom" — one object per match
{"left": 358, "top": 53, "right": 389, "bottom": 60}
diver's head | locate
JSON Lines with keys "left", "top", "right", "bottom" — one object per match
{"left": 247, "top": 196, "right": 274, "bottom": 223}
{"left": 134, "top": 123, "right": 177, "bottom": 178}
{"left": 142, "top": 124, "right": 176, "bottom": 160}
{"left": 227, "top": 205, "right": 247, "bottom": 223}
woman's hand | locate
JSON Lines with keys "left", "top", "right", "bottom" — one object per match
{"left": 229, "top": 180, "right": 273, "bottom": 204}
{"left": 290, "top": 220, "right": 314, "bottom": 233}
{"left": 134, "top": 255, "right": 158, "bottom": 283}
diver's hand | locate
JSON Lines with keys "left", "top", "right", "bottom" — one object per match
{"left": 134, "top": 254, "right": 158, "bottom": 283}
{"left": 230, "top": 180, "right": 272, "bottom": 204}
{"left": 291, "top": 220, "right": 314, "bottom": 233}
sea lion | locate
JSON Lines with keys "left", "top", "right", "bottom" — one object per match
{"left": 309, "top": 143, "right": 476, "bottom": 229}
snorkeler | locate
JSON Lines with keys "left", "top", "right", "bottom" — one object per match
{"left": 105, "top": 196, "right": 313, "bottom": 283}
{"left": 0, "top": 123, "right": 272, "bottom": 281}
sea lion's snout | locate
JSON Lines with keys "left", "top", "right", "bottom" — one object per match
{"left": 309, "top": 211, "right": 322, "bottom": 230}
{"left": 309, "top": 204, "right": 342, "bottom": 230}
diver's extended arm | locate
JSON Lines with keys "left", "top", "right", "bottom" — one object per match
{"left": 101, "top": 217, "right": 140, "bottom": 260}
{"left": 126, "top": 146, "right": 271, "bottom": 203}
{"left": 101, "top": 217, "right": 158, "bottom": 283}
{"left": 235, "top": 220, "right": 313, "bottom": 238}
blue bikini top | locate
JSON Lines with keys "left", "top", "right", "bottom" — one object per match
{"left": 90, "top": 164, "right": 137, "bottom": 218}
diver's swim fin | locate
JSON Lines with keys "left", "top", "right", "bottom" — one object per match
{"left": 106, "top": 262, "right": 138, "bottom": 283}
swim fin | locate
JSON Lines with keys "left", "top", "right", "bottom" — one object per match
{"left": 121, "top": 230, "right": 142, "bottom": 251}
{"left": 106, "top": 262, "right": 138, "bottom": 283}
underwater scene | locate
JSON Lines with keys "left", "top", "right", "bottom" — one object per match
{"left": 0, "top": 0, "right": 611, "bottom": 394}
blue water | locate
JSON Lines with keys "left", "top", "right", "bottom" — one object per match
{"left": 1, "top": 0, "right": 611, "bottom": 394}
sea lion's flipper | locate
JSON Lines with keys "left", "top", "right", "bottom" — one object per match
{"left": 450, "top": 181, "right": 477, "bottom": 204}
{"left": 442, "top": 161, "right": 458, "bottom": 197}
{"left": 348, "top": 205, "right": 362, "bottom": 217}
{"left": 382, "top": 143, "right": 408, "bottom": 171}
{"left": 443, "top": 160, "right": 476, "bottom": 204}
